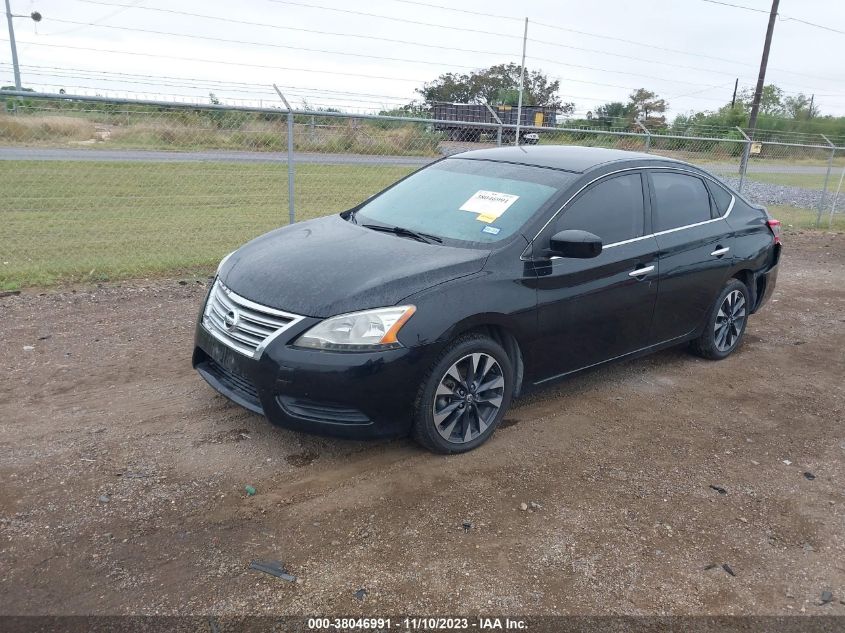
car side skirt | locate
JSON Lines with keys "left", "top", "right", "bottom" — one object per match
{"left": 530, "top": 332, "right": 694, "bottom": 388}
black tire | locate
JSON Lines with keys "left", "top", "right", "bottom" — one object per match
{"left": 412, "top": 333, "right": 514, "bottom": 454}
{"left": 690, "top": 278, "right": 750, "bottom": 360}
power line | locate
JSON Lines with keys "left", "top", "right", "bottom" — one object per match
{"left": 532, "top": 56, "right": 718, "bottom": 88}
{"left": 263, "top": 0, "right": 842, "bottom": 90}
{"left": 71, "top": 0, "right": 733, "bottom": 89}
{"left": 779, "top": 15, "right": 845, "bottom": 36}
{"left": 528, "top": 43, "right": 832, "bottom": 93}
{"left": 1, "top": 75, "right": 412, "bottom": 109}
{"left": 8, "top": 63, "right": 416, "bottom": 100}
{"left": 47, "top": 0, "right": 145, "bottom": 36}
{"left": 666, "top": 81, "right": 736, "bottom": 101}
{"left": 700, "top": 0, "right": 768, "bottom": 14}
{"left": 63, "top": 0, "right": 841, "bottom": 95}
{"left": 701, "top": 0, "right": 845, "bottom": 35}
{"left": 1, "top": 64, "right": 417, "bottom": 103}
{"left": 44, "top": 18, "right": 494, "bottom": 70}
{"left": 265, "top": 0, "right": 518, "bottom": 39}
{"left": 24, "top": 84, "right": 409, "bottom": 107}
{"left": 387, "top": 0, "right": 760, "bottom": 69}
{"left": 51, "top": 7, "right": 795, "bottom": 96}
{"left": 58, "top": 6, "right": 752, "bottom": 93}
{"left": 76, "top": 0, "right": 715, "bottom": 90}
{"left": 387, "top": 0, "right": 519, "bottom": 22}
{"left": 71, "top": 0, "right": 518, "bottom": 59}
{"left": 385, "top": 0, "right": 845, "bottom": 82}
{"left": 0, "top": 61, "right": 631, "bottom": 107}
{"left": 5, "top": 39, "right": 428, "bottom": 83}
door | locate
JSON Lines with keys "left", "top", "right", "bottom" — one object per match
{"left": 530, "top": 172, "right": 659, "bottom": 382}
{"left": 648, "top": 170, "right": 735, "bottom": 343}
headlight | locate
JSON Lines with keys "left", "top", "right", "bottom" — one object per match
{"left": 216, "top": 251, "right": 235, "bottom": 275}
{"left": 294, "top": 305, "right": 416, "bottom": 351}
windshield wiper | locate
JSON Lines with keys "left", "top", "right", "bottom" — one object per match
{"left": 362, "top": 223, "right": 442, "bottom": 244}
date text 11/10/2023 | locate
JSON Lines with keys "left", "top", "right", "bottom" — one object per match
{"left": 306, "top": 616, "right": 528, "bottom": 630}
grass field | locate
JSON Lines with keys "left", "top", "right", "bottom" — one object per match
{"left": 744, "top": 172, "right": 833, "bottom": 190}
{"left": 0, "top": 161, "right": 414, "bottom": 290}
{"left": 769, "top": 205, "right": 845, "bottom": 231}
{"left": 1, "top": 160, "right": 842, "bottom": 290}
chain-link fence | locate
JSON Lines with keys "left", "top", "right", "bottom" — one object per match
{"left": 1, "top": 90, "right": 843, "bottom": 290}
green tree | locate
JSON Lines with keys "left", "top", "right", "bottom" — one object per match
{"left": 593, "top": 101, "right": 634, "bottom": 126}
{"left": 416, "top": 63, "right": 573, "bottom": 113}
{"left": 782, "top": 93, "right": 819, "bottom": 120}
{"left": 738, "top": 84, "right": 784, "bottom": 116}
{"left": 628, "top": 88, "right": 667, "bottom": 125}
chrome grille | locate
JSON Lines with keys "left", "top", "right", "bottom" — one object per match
{"left": 203, "top": 280, "right": 305, "bottom": 357}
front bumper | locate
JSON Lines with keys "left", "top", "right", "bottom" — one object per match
{"left": 192, "top": 318, "right": 441, "bottom": 440}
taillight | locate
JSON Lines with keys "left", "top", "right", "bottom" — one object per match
{"left": 766, "top": 219, "right": 781, "bottom": 245}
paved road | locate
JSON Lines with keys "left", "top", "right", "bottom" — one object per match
{"left": 0, "top": 147, "right": 434, "bottom": 166}
{"left": 0, "top": 146, "right": 834, "bottom": 174}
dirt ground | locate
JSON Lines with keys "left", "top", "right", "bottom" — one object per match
{"left": 1, "top": 232, "right": 844, "bottom": 617}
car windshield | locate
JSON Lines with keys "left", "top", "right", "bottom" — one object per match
{"left": 353, "top": 158, "right": 574, "bottom": 245}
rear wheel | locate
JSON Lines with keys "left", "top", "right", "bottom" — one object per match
{"left": 412, "top": 334, "right": 513, "bottom": 454}
{"left": 690, "top": 279, "right": 750, "bottom": 360}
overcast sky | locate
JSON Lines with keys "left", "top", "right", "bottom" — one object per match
{"left": 4, "top": 0, "right": 844, "bottom": 118}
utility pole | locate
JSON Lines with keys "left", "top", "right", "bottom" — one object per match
{"left": 808, "top": 94, "right": 814, "bottom": 119}
{"left": 4, "top": 1, "right": 41, "bottom": 90}
{"left": 739, "top": 0, "right": 778, "bottom": 181}
{"left": 731, "top": 78, "right": 738, "bottom": 108}
{"left": 514, "top": 17, "right": 528, "bottom": 147}
{"left": 4, "top": 0, "right": 21, "bottom": 89}
{"left": 746, "top": 0, "right": 779, "bottom": 139}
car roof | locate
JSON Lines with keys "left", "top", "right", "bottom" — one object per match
{"left": 451, "top": 145, "right": 683, "bottom": 174}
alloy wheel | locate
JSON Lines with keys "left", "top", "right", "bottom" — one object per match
{"left": 714, "top": 289, "right": 747, "bottom": 352}
{"left": 432, "top": 352, "right": 505, "bottom": 444}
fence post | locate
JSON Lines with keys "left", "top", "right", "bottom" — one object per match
{"left": 273, "top": 84, "right": 296, "bottom": 225}
{"left": 735, "top": 126, "right": 751, "bottom": 193}
{"left": 816, "top": 134, "right": 836, "bottom": 227}
{"left": 635, "top": 121, "right": 651, "bottom": 152}
{"left": 828, "top": 157, "right": 845, "bottom": 228}
{"left": 485, "top": 104, "right": 503, "bottom": 147}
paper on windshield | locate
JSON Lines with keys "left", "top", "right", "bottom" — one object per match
{"left": 460, "top": 190, "right": 519, "bottom": 223}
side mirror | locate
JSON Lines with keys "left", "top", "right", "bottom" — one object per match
{"left": 547, "top": 229, "right": 602, "bottom": 259}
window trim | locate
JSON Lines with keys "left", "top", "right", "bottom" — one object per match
{"left": 705, "top": 178, "right": 735, "bottom": 219}
{"left": 552, "top": 171, "right": 647, "bottom": 247}
{"left": 523, "top": 165, "right": 735, "bottom": 260}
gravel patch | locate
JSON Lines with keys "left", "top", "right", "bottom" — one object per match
{"left": 719, "top": 176, "right": 831, "bottom": 211}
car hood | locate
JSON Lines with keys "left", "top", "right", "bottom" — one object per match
{"left": 219, "top": 214, "right": 489, "bottom": 318}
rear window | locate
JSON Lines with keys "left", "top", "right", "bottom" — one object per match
{"left": 651, "top": 172, "right": 713, "bottom": 232}
{"left": 707, "top": 180, "right": 734, "bottom": 217}
{"left": 355, "top": 158, "right": 574, "bottom": 245}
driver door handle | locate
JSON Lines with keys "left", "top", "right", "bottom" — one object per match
{"left": 628, "top": 265, "right": 655, "bottom": 277}
{"left": 711, "top": 246, "right": 730, "bottom": 257}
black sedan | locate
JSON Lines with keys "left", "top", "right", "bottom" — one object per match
{"left": 193, "top": 146, "right": 781, "bottom": 453}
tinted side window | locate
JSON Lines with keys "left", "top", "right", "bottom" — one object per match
{"left": 651, "top": 172, "right": 713, "bottom": 231}
{"left": 556, "top": 174, "right": 645, "bottom": 244}
{"left": 706, "top": 180, "right": 733, "bottom": 217}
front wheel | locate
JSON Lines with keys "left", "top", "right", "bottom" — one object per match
{"left": 690, "top": 279, "right": 750, "bottom": 360}
{"left": 412, "top": 334, "right": 514, "bottom": 454}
